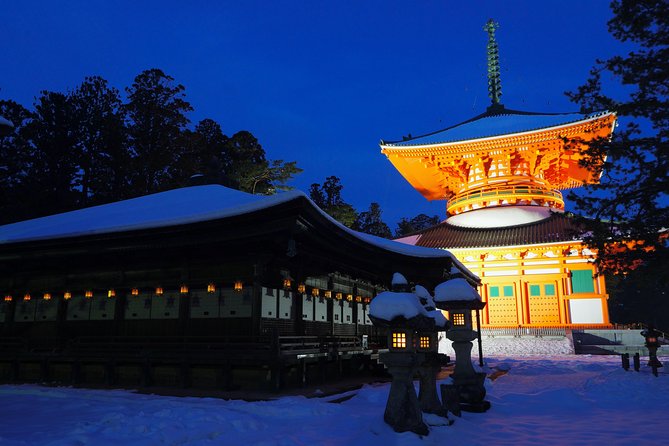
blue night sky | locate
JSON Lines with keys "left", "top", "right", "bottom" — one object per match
{"left": 1, "top": 1, "right": 622, "bottom": 228}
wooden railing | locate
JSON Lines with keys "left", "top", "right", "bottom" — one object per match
{"left": 481, "top": 327, "right": 567, "bottom": 338}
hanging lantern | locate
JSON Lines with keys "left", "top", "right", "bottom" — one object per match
{"left": 207, "top": 283, "right": 216, "bottom": 294}
{"left": 155, "top": 287, "right": 164, "bottom": 296}
{"left": 85, "top": 290, "right": 93, "bottom": 299}
{"left": 180, "top": 285, "right": 189, "bottom": 294}
{"left": 4, "top": 295, "right": 12, "bottom": 302}
{"left": 297, "top": 283, "right": 306, "bottom": 294}
{"left": 346, "top": 294, "right": 353, "bottom": 302}
{"left": 234, "top": 281, "right": 243, "bottom": 292}
{"left": 311, "top": 287, "right": 320, "bottom": 297}
{"left": 107, "top": 289, "right": 116, "bottom": 298}
{"left": 63, "top": 291, "right": 72, "bottom": 300}
{"left": 335, "top": 292, "right": 343, "bottom": 300}
{"left": 355, "top": 295, "right": 362, "bottom": 303}
{"left": 131, "top": 288, "right": 139, "bottom": 296}
{"left": 43, "top": 293, "right": 52, "bottom": 300}
{"left": 324, "top": 290, "right": 332, "bottom": 298}
{"left": 282, "top": 278, "right": 292, "bottom": 290}
{"left": 23, "top": 293, "right": 31, "bottom": 301}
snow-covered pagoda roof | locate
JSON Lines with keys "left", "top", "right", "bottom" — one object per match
{"left": 0, "top": 185, "right": 478, "bottom": 285}
{"left": 381, "top": 108, "right": 612, "bottom": 147}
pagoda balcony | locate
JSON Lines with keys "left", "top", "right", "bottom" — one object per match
{"left": 447, "top": 184, "right": 564, "bottom": 215}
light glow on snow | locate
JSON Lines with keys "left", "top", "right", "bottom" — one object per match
{"left": 1, "top": 355, "right": 667, "bottom": 445}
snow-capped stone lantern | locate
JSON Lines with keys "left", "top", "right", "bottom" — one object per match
{"left": 641, "top": 326, "right": 664, "bottom": 376}
{"left": 434, "top": 270, "right": 490, "bottom": 413}
{"left": 414, "top": 285, "right": 450, "bottom": 418}
{"left": 368, "top": 273, "right": 431, "bottom": 435}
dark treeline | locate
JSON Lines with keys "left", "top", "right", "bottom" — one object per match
{"left": 309, "top": 176, "right": 441, "bottom": 239}
{"left": 0, "top": 68, "right": 301, "bottom": 225}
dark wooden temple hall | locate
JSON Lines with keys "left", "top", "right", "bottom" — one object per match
{"left": 0, "top": 185, "right": 475, "bottom": 390}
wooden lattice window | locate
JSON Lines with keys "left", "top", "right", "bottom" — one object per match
{"left": 419, "top": 336, "right": 430, "bottom": 349}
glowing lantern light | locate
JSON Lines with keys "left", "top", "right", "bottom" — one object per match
{"left": 234, "top": 281, "right": 243, "bottom": 292}
{"left": 64, "top": 291, "right": 72, "bottom": 300}
{"left": 346, "top": 294, "right": 353, "bottom": 302}
{"left": 324, "top": 290, "right": 332, "bottom": 298}
{"left": 311, "top": 288, "right": 320, "bottom": 297}
{"left": 180, "top": 285, "right": 189, "bottom": 294}
{"left": 451, "top": 312, "right": 466, "bottom": 326}
{"left": 155, "top": 287, "right": 163, "bottom": 296}
{"left": 282, "top": 279, "right": 292, "bottom": 289}
{"left": 131, "top": 288, "right": 139, "bottom": 296}
{"left": 355, "top": 296, "right": 362, "bottom": 303}
{"left": 297, "top": 283, "right": 306, "bottom": 294}
{"left": 23, "top": 293, "right": 31, "bottom": 301}
{"left": 107, "top": 289, "right": 116, "bottom": 298}
{"left": 4, "top": 295, "right": 12, "bottom": 302}
{"left": 43, "top": 293, "right": 52, "bottom": 300}
{"left": 207, "top": 283, "right": 216, "bottom": 293}
{"left": 84, "top": 290, "right": 93, "bottom": 299}
{"left": 391, "top": 331, "right": 407, "bottom": 350}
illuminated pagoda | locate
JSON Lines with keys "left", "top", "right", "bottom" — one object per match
{"left": 381, "top": 20, "right": 616, "bottom": 328}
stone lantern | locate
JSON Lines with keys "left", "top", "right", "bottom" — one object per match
{"left": 434, "top": 277, "right": 490, "bottom": 413}
{"left": 368, "top": 274, "right": 431, "bottom": 435}
{"left": 641, "top": 326, "right": 664, "bottom": 376}
{"left": 414, "top": 285, "right": 450, "bottom": 417}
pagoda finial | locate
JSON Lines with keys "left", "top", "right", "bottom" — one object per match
{"left": 484, "top": 19, "right": 503, "bottom": 109}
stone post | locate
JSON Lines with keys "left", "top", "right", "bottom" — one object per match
{"left": 379, "top": 351, "right": 428, "bottom": 436}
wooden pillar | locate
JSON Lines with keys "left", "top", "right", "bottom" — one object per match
{"left": 294, "top": 285, "right": 305, "bottom": 336}
{"left": 251, "top": 262, "right": 265, "bottom": 337}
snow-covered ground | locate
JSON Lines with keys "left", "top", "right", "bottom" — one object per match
{"left": 1, "top": 355, "right": 667, "bottom": 445}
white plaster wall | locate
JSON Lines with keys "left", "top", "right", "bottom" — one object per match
{"left": 569, "top": 298, "right": 604, "bottom": 324}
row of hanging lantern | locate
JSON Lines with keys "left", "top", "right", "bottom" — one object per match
{"left": 282, "top": 278, "right": 373, "bottom": 304}
{"left": 3, "top": 280, "right": 374, "bottom": 304}
{"left": 2, "top": 280, "right": 246, "bottom": 303}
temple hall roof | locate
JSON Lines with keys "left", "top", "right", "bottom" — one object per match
{"left": 382, "top": 108, "right": 612, "bottom": 147}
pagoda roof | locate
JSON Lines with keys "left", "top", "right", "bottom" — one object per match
{"left": 382, "top": 107, "right": 612, "bottom": 148}
{"left": 405, "top": 211, "right": 583, "bottom": 249}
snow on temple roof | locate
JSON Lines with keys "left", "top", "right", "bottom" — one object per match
{"left": 0, "top": 116, "right": 13, "bottom": 128}
{"left": 382, "top": 110, "right": 612, "bottom": 147}
{"left": 0, "top": 185, "right": 473, "bottom": 276}
{"left": 0, "top": 185, "right": 302, "bottom": 244}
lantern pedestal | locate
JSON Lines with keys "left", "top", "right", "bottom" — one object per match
{"left": 379, "top": 351, "right": 429, "bottom": 436}
{"left": 447, "top": 328, "right": 491, "bottom": 413}
{"left": 418, "top": 352, "right": 448, "bottom": 417}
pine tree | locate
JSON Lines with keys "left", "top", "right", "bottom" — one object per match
{"left": 224, "top": 130, "right": 302, "bottom": 194}
{"left": 567, "top": 0, "right": 668, "bottom": 326}
{"left": 0, "top": 100, "right": 34, "bottom": 224}
{"left": 354, "top": 202, "right": 392, "bottom": 239}
{"left": 70, "top": 76, "right": 128, "bottom": 205}
{"left": 23, "top": 91, "right": 80, "bottom": 217}
{"left": 125, "top": 69, "right": 193, "bottom": 195}
{"left": 394, "top": 214, "right": 441, "bottom": 238}
{"left": 309, "top": 176, "right": 358, "bottom": 227}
